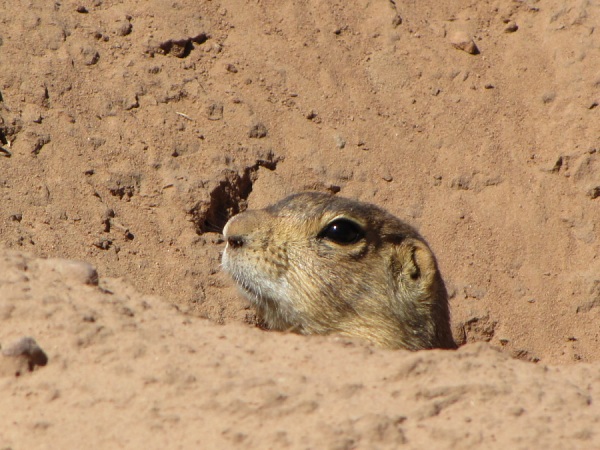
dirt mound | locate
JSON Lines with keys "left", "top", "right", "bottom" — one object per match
{"left": 1, "top": 250, "right": 599, "bottom": 449}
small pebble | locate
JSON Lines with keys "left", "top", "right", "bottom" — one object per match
{"left": 39, "top": 258, "right": 99, "bottom": 286}
{"left": 93, "top": 239, "right": 112, "bottom": 250}
{"left": 542, "top": 92, "right": 556, "bottom": 104}
{"left": 248, "top": 123, "right": 268, "bottom": 138}
{"left": 306, "top": 110, "right": 318, "bottom": 120}
{"left": 31, "top": 134, "right": 51, "bottom": 155}
{"left": 450, "top": 31, "right": 479, "bottom": 55}
{"left": 81, "top": 46, "right": 100, "bottom": 65}
{"left": 206, "top": 103, "right": 223, "bottom": 121}
{"left": 508, "top": 407, "right": 525, "bottom": 417}
{"left": 504, "top": 21, "right": 518, "bottom": 33}
{"left": 2, "top": 336, "right": 48, "bottom": 374}
{"left": 334, "top": 135, "right": 346, "bottom": 149}
{"left": 116, "top": 22, "right": 133, "bottom": 37}
{"left": 587, "top": 186, "right": 599, "bottom": 199}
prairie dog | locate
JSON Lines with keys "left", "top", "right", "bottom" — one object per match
{"left": 222, "top": 192, "right": 456, "bottom": 350}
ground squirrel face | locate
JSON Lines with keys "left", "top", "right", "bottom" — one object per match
{"left": 222, "top": 192, "right": 456, "bottom": 350}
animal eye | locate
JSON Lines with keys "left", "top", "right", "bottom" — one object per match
{"left": 318, "top": 219, "right": 365, "bottom": 245}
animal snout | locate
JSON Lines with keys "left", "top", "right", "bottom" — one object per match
{"left": 223, "top": 209, "right": 269, "bottom": 248}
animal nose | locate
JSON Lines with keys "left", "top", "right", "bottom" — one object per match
{"left": 227, "top": 235, "right": 245, "bottom": 249}
{"left": 223, "top": 209, "right": 268, "bottom": 249}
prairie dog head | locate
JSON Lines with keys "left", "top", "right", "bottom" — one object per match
{"left": 222, "top": 192, "right": 456, "bottom": 350}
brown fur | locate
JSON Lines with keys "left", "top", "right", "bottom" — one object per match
{"left": 222, "top": 192, "right": 456, "bottom": 350}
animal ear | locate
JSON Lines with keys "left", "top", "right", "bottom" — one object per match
{"left": 390, "top": 236, "right": 456, "bottom": 349}
{"left": 391, "top": 237, "right": 438, "bottom": 297}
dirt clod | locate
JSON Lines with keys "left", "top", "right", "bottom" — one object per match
{"left": 1, "top": 336, "right": 48, "bottom": 375}
{"left": 248, "top": 122, "right": 268, "bottom": 138}
{"left": 450, "top": 31, "right": 480, "bottom": 55}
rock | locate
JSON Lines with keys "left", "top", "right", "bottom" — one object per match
{"left": 37, "top": 258, "right": 99, "bottom": 286}
{"left": 206, "top": 103, "right": 223, "bottom": 121}
{"left": 503, "top": 21, "right": 518, "bottom": 33}
{"left": 542, "top": 92, "right": 556, "bottom": 104}
{"left": 22, "top": 132, "right": 51, "bottom": 155}
{"left": 115, "top": 21, "right": 133, "bottom": 37}
{"left": 248, "top": 123, "right": 268, "bottom": 139}
{"left": 511, "top": 348, "right": 540, "bottom": 363}
{"left": 576, "top": 281, "right": 600, "bottom": 313}
{"left": 540, "top": 155, "right": 564, "bottom": 174}
{"left": 107, "top": 172, "right": 140, "bottom": 200}
{"left": 1, "top": 336, "right": 48, "bottom": 376}
{"left": 459, "top": 315, "right": 498, "bottom": 342}
{"left": 122, "top": 93, "right": 139, "bottom": 110}
{"left": 93, "top": 238, "right": 112, "bottom": 250}
{"left": 80, "top": 45, "right": 100, "bottom": 65}
{"left": 168, "top": 40, "right": 191, "bottom": 58}
{"left": 450, "top": 175, "right": 472, "bottom": 190}
{"left": 382, "top": 172, "right": 393, "bottom": 182}
{"left": 450, "top": 31, "right": 479, "bottom": 55}
{"left": 334, "top": 134, "right": 346, "bottom": 149}
{"left": 306, "top": 110, "right": 320, "bottom": 122}
{"left": 151, "top": 33, "right": 208, "bottom": 58}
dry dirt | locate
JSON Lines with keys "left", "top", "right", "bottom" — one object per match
{"left": 1, "top": 0, "right": 599, "bottom": 448}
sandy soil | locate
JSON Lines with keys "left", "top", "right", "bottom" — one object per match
{"left": 1, "top": 0, "right": 599, "bottom": 448}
